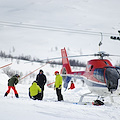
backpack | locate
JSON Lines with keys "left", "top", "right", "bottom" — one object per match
{"left": 92, "top": 100, "right": 104, "bottom": 106}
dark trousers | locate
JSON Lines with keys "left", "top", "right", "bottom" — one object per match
{"left": 39, "top": 85, "right": 44, "bottom": 100}
{"left": 31, "top": 93, "right": 42, "bottom": 100}
{"left": 56, "top": 88, "right": 63, "bottom": 101}
{"left": 41, "top": 88, "right": 44, "bottom": 100}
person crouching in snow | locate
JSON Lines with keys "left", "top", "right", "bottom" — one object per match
{"left": 4, "top": 74, "right": 20, "bottom": 98}
{"left": 54, "top": 71, "right": 63, "bottom": 101}
{"left": 29, "top": 81, "right": 42, "bottom": 100}
{"left": 68, "top": 81, "right": 75, "bottom": 90}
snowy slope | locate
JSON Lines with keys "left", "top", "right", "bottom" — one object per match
{"left": 1, "top": 58, "right": 120, "bottom": 120}
{"left": 0, "top": 0, "right": 120, "bottom": 120}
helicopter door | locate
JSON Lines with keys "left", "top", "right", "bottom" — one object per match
{"left": 93, "top": 68, "right": 105, "bottom": 83}
{"left": 105, "top": 67, "right": 120, "bottom": 92}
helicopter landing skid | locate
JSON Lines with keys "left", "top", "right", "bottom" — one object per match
{"left": 79, "top": 92, "right": 96, "bottom": 103}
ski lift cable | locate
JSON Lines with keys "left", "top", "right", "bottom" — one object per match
{"left": 0, "top": 21, "right": 118, "bottom": 37}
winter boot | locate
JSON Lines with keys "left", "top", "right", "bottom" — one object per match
{"left": 15, "top": 94, "right": 19, "bottom": 98}
{"left": 4, "top": 92, "right": 8, "bottom": 97}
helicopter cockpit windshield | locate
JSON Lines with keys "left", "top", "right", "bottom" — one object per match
{"left": 116, "top": 67, "right": 120, "bottom": 74}
{"left": 105, "top": 67, "right": 120, "bottom": 92}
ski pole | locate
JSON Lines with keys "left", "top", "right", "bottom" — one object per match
{"left": 47, "top": 82, "right": 55, "bottom": 86}
{"left": 0, "top": 63, "right": 12, "bottom": 69}
{"left": 20, "top": 61, "right": 51, "bottom": 80}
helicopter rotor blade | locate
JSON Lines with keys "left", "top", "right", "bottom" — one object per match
{"left": 108, "top": 55, "right": 120, "bottom": 57}
{"left": 40, "top": 53, "right": 120, "bottom": 62}
{"left": 40, "top": 54, "right": 95, "bottom": 62}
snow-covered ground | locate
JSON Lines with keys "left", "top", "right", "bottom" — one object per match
{"left": 0, "top": 58, "right": 120, "bottom": 120}
{"left": 0, "top": 0, "right": 120, "bottom": 120}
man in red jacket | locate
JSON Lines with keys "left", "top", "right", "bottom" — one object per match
{"left": 68, "top": 81, "right": 75, "bottom": 90}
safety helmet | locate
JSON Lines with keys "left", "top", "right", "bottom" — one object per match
{"left": 54, "top": 71, "right": 59, "bottom": 75}
{"left": 15, "top": 74, "right": 20, "bottom": 77}
{"left": 32, "top": 81, "right": 37, "bottom": 84}
{"left": 39, "top": 69, "right": 43, "bottom": 73}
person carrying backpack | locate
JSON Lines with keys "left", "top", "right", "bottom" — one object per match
{"left": 4, "top": 74, "right": 20, "bottom": 98}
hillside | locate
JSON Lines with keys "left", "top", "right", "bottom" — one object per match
{"left": 0, "top": 0, "right": 120, "bottom": 120}
{"left": 0, "top": 0, "right": 120, "bottom": 65}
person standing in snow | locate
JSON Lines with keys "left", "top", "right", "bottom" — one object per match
{"left": 36, "top": 69, "right": 47, "bottom": 100}
{"left": 68, "top": 81, "right": 75, "bottom": 90}
{"left": 54, "top": 71, "right": 63, "bottom": 101}
{"left": 4, "top": 74, "right": 20, "bottom": 98}
{"left": 29, "top": 81, "right": 42, "bottom": 100}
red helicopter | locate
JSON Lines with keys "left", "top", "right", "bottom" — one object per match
{"left": 60, "top": 47, "right": 120, "bottom": 103}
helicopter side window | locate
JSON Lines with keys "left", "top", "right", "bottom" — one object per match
{"left": 104, "top": 61, "right": 109, "bottom": 65}
{"left": 90, "top": 65, "right": 93, "bottom": 71}
{"left": 93, "top": 68, "right": 105, "bottom": 83}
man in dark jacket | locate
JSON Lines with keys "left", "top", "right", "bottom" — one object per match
{"left": 36, "top": 70, "right": 47, "bottom": 100}
{"left": 4, "top": 74, "right": 20, "bottom": 98}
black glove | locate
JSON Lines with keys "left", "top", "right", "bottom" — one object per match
{"left": 54, "top": 85, "right": 56, "bottom": 90}
{"left": 58, "top": 85, "right": 61, "bottom": 89}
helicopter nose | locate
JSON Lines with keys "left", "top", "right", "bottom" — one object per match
{"left": 107, "top": 79, "right": 118, "bottom": 93}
